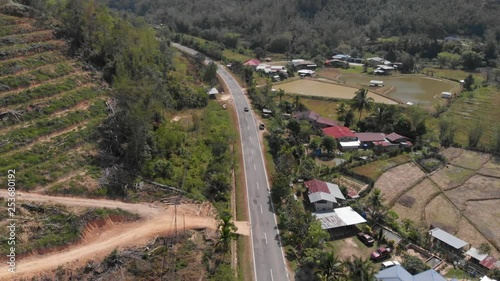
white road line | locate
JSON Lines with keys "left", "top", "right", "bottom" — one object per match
{"left": 264, "top": 232, "right": 268, "bottom": 244}
{"left": 249, "top": 136, "right": 252, "bottom": 142}
{"left": 247, "top": 125, "right": 249, "bottom": 130}
{"left": 257, "top": 182, "right": 260, "bottom": 190}
{"left": 252, "top": 149, "right": 254, "bottom": 155}
{"left": 254, "top": 163, "right": 256, "bottom": 171}
{"left": 260, "top": 204, "right": 263, "bottom": 214}
{"left": 270, "top": 269, "right": 274, "bottom": 281}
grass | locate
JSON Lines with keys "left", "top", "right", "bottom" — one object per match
{"left": 0, "top": 30, "right": 54, "bottom": 46}
{"left": 430, "top": 86, "right": 500, "bottom": 148}
{"left": 444, "top": 268, "right": 478, "bottom": 280}
{"left": 0, "top": 61, "right": 74, "bottom": 92}
{"left": 351, "top": 154, "right": 411, "bottom": 181}
{"left": 222, "top": 49, "right": 252, "bottom": 63}
{"left": 422, "top": 67, "right": 484, "bottom": 84}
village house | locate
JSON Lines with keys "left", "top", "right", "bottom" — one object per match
{"left": 293, "top": 110, "right": 338, "bottom": 129}
{"left": 375, "top": 265, "right": 448, "bottom": 281}
{"left": 305, "top": 179, "right": 345, "bottom": 211}
{"left": 243, "top": 58, "right": 261, "bottom": 67}
{"left": 291, "top": 59, "right": 317, "bottom": 70}
{"left": 322, "top": 126, "right": 360, "bottom": 151}
{"left": 355, "top": 132, "right": 386, "bottom": 149}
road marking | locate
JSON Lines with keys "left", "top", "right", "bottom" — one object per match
{"left": 247, "top": 125, "right": 249, "bottom": 130}
{"left": 256, "top": 182, "right": 260, "bottom": 190}
{"left": 254, "top": 164, "right": 256, "bottom": 171}
{"left": 270, "top": 269, "right": 274, "bottom": 281}
{"left": 260, "top": 204, "right": 263, "bottom": 214}
{"left": 264, "top": 232, "right": 268, "bottom": 244}
{"left": 252, "top": 149, "right": 254, "bottom": 155}
{"left": 249, "top": 136, "right": 252, "bottom": 142}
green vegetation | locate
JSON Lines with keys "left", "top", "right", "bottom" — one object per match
{"left": 351, "top": 155, "right": 411, "bottom": 181}
{"left": 0, "top": 61, "right": 74, "bottom": 92}
{"left": 0, "top": 51, "right": 64, "bottom": 76}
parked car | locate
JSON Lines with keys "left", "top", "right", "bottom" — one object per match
{"left": 371, "top": 247, "right": 391, "bottom": 261}
{"left": 381, "top": 261, "right": 400, "bottom": 269}
{"left": 259, "top": 123, "right": 265, "bottom": 130}
{"left": 357, "top": 232, "right": 375, "bottom": 246}
{"left": 244, "top": 107, "right": 249, "bottom": 112}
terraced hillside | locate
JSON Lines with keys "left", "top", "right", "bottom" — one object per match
{"left": 0, "top": 12, "right": 109, "bottom": 196}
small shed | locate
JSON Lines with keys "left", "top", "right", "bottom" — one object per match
{"left": 430, "top": 228, "right": 469, "bottom": 251}
{"left": 207, "top": 88, "right": 219, "bottom": 96}
{"left": 441, "top": 92, "right": 453, "bottom": 99}
{"left": 369, "top": 80, "right": 384, "bottom": 87}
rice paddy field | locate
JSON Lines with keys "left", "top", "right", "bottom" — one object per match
{"left": 361, "top": 147, "right": 500, "bottom": 255}
{"left": 276, "top": 79, "right": 398, "bottom": 104}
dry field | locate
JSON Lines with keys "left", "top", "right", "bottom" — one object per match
{"left": 391, "top": 179, "right": 441, "bottom": 228}
{"left": 381, "top": 148, "right": 500, "bottom": 254}
{"left": 275, "top": 79, "right": 398, "bottom": 104}
{"left": 424, "top": 194, "right": 460, "bottom": 233}
{"left": 352, "top": 154, "right": 411, "bottom": 181}
{"left": 444, "top": 175, "right": 500, "bottom": 210}
{"left": 439, "top": 147, "right": 463, "bottom": 161}
{"left": 430, "top": 165, "right": 476, "bottom": 190}
{"left": 374, "top": 162, "right": 426, "bottom": 206}
{"left": 456, "top": 216, "right": 500, "bottom": 257}
{"left": 463, "top": 200, "right": 500, "bottom": 254}
{"left": 479, "top": 156, "right": 500, "bottom": 177}
{"left": 449, "top": 149, "right": 492, "bottom": 170}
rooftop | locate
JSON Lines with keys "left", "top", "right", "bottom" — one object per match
{"left": 305, "top": 179, "right": 345, "bottom": 203}
{"left": 385, "top": 132, "right": 409, "bottom": 142}
{"left": 315, "top": 116, "right": 338, "bottom": 127}
{"left": 313, "top": 206, "right": 366, "bottom": 229}
{"left": 356, "top": 132, "right": 386, "bottom": 142}
{"left": 430, "top": 228, "right": 469, "bottom": 250}
{"left": 375, "top": 265, "right": 447, "bottom": 281}
{"left": 243, "top": 59, "right": 261, "bottom": 66}
{"left": 293, "top": 110, "right": 320, "bottom": 121}
{"left": 466, "top": 247, "right": 488, "bottom": 262}
{"left": 480, "top": 256, "right": 498, "bottom": 270}
{"left": 323, "top": 126, "right": 356, "bottom": 139}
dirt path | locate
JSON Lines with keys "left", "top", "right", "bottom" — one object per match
{"left": 0, "top": 190, "right": 249, "bottom": 279}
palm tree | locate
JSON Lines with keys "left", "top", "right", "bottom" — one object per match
{"left": 369, "top": 105, "right": 397, "bottom": 132}
{"left": 336, "top": 102, "right": 348, "bottom": 121}
{"left": 216, "top": 212, "right": 238, "bottom": 253}
{"left": 350, "top": 88, "right": 374, "bottom": 124}
{"left": 278, "top": 89, "right": 285, "bottom": 104}
{"left": 344, "top": 257, "right": 374, "bottom": 281}
{"left": 294, "top": 95, "right": 301, "bottom": 112}
{"left": 316, "top": 251, "right": 346, "bottom": 281}
{"left": 368, "top": 188, "right": 385, "bottom": 222}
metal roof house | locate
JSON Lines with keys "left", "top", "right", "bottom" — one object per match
{"left": 313, "top": 206, "right": 366, "bottom": 230}
{"left": 430, "top": 228, "right": 469, "bottom": 251}
{"left": 375, "top": 265, "right": 448, "bottom": 281}
{"left": 305, "top": 179, "right": 345, "bottom": 211}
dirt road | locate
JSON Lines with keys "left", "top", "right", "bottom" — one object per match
{"left": 0, "top": 190, "right": 249, "bottom": 279}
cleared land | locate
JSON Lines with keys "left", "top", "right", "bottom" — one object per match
{"left": 276, "top": 79, "right": 398, "bottom": 104}
{"left": 0, "top": 12, "right": 108, "bottom": 195}
{"left": 444, "top": 175, "right": 500, "bottom": 210}
{"left": 352, "top": 155, "right": 411, "bottom": 181}
{"left": 424, "top": 194, "right": 460, "bottom": 233}
{"left": 430, "top": 165, "right": 476, "bottom": 190}
{"left": 456, "top": 216, "right": 500, "bottom": 257}
{"left": 374, "top": 162, "right": 426, "bottom": 205}
{"left": 439, "top": 147, "right": 463, "bottom": 162}
{"left": 392, "top": 179, "right": 441, "bottom": 227}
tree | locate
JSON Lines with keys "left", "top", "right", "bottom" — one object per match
{"left": 402, "top": 254, "right": 430, "bottom": 275}
{"left": 204, "top": 61, "right": 218, "bottom": 87}
{"left": 216, "top": 212, "right": 238, "bottom": 253}
{"left": 368, "top": 188, "right": 385, "bottom": 222}
{"left": 464, "top": 74, "right": 474, "bottom": 91}
{"left": 350, "top": 88, "right": 374, "bottom": 124}
{"left": 344, "top": 110, "right": 355, "bottom": 128}
{"left": 278, "top": 89, "right": 285, "bottom": 104}
{"left": 493, "top": 125, "right": 500, "bottom": 154}
{"left": 302, "top": 220, "right": 329, "bottom": 249}
{"left": 254, "top": 47, "right": 266, "bottom": 60}
{"left": 365, "top": 105, "right": 397, "bottom": 133}
{"left": 488, "top": 268, "right": 500, "bottom": 280}
{"left": 316, "top": 251, "right": 346, "bottom": 281}
{"left": 321, "top": 136, "right": 336, "bottom": 154}
{"left": 437, "top": 52, "right": 461, "bottom": 69}
{"left": 467, "top": 120, "right": 484, "bottom": 148}
{"left": 344, "top": 257, "right": 374, "bottom": 281}
{"left": 287, "top": 118, "right": 301, "bottom": 137}
{"left": 271, "top": 173, "right": 292, "bottom": 203}
{"left": 479, "top": 243, "right": 492, "bottom": 255}
{"left": 461, "top": 51, "right": 483, "bottom": 70}
{"left": 336, "top": 102, "right": 348, "bottom": 121}
{"left": 294, "top": 95, "right": 301, "bottom": 111}
{"left": 438, "top": 118, "right": 457, "bottom": 147}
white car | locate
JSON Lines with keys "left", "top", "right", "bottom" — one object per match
{"left": 381, "top": 261, "right": 400, "bottom": 269}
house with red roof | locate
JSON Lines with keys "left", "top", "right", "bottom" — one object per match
{"left": 305, "top": 179, "right": 346, "bottom": 211}
{"left": 322, "top": 126, "right": 360, "bottom": 151}
{"left": 243, "top": 59, "right": 261, "bottom": 67}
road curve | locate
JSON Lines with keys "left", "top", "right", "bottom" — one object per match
{"left": 172, "top": 43, "right": 290, "bottom": 281}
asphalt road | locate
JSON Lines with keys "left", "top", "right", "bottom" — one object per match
{"left": 172, "top": 43, "right": 289, "bottom": 281}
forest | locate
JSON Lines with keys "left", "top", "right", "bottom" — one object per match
{"left": 98, "top": 0, "right": 500, "bottom": 65}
